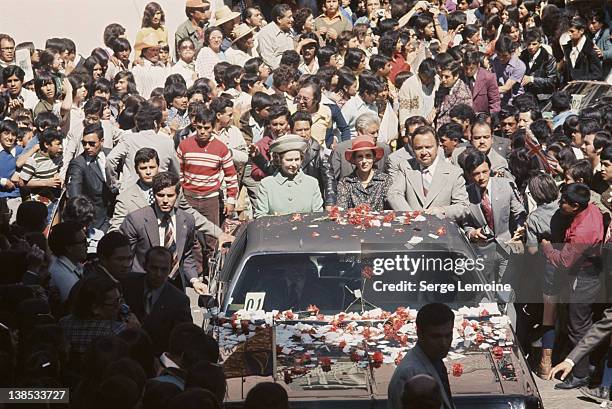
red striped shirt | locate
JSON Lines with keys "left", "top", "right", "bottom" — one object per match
{"left": 177, "top": 136, "right": 238, "bottom": 202}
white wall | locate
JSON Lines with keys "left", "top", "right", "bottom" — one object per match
{"left": 0, "top": 0, "right": 222, "bottom": 58}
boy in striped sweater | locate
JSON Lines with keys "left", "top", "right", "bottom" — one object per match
{"left": 176, "top": 108, "right": 238, "bottom": 229}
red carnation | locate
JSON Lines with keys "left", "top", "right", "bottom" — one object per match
{"left": 476, "top": 333, "right": 485, "bottom": 344}
{"left": 328, "top": 206, "right": 340, "bottom": 220}
{"left": 285, "top": 311, "right": 295, "bottom": 320}
{"left": 395, "top": 353, "right": 404, "bottom": 366}
{"left": 480, "top": 308, "right": 490, "bottom": 317}
{"left": 240, "top": 320, "right": 250, "bottom": 335}
{"left": 361, "top": 266, "right": 374, "bottom": 279}
{"left": 350, "top": 351, "right": 361, "bottom": 362}
{"left": 452, "top": 363, "right": 463, "bottom": 377}
{"left": 307, "top": 304, "right": 320, "bottom": 315}
{"left": 383, "top": 211, "right": 396, "bottom": 223}
{"left": 492, "top": 346, "right": 504, "bottom": 360}
{"left": 338, "top": 340, "right": 347, "bottom": 349}
{"left": 372, "top": 351, "right": 384, "bottom": 368}
{"left": 311, "top": 231, "right": 320, "bottom": 238}
{"left": 320, "top": 357, "right": 332, "bottom": 372}
{"left": 291, "top": 213, "right": 302, "bottom": 222}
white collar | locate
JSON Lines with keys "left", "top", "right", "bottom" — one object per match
{"left": 573, "top": 35, "right": 586, "bottom": 53}
{"left": 420, "top": 155, "right": 440, "bottom": 175}
{"left": 159, "top": 352, "right": 180, "bottom": 369}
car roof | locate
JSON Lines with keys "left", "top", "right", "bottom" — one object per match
{"left": 241, "top": 212, "right": 473, "bottom": 256}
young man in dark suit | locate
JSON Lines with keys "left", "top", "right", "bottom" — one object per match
{"left": 520, "top": 29, "right": 558, "bottom": 106}
{"left": 66, "top": 122, "right": 116, "bottom": 231}
{"left": 120, "top": 171, "right": 207, "bottom": 295}
{"left": 562, "top": 16, "right": 603, "bottom": 83}
{"left": 121, "top": 246, "right": 192, "bottom": 355}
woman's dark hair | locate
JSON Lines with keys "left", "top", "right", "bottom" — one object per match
{"left": 414, "top": 13, "right": 434, "bottom": 39}
{"left": 104, "top": 23, "right": 126, "bottom": 48}
{"left": 38, "top": 49, "right": 60, "bottom": 72}
{"left": 244, "top": 382, "right": 289, "bottom": 409}
{"left": 240, "top": 73, "right": 260, "bottom": 93}
{"left": 378, "top": 30, "right": 400, "bottom": 58}
{"left": 462, "top": 24, "right": 479, "bottom": 43}
{"left": 344, "top": 48, "right": 366, "bottom": 72}
{"left": 504, "top": 5, "right": 520, "bottom": 23}
{"left": 111, "top": 38, "right": 132, "bottom": 57}
{"left": 501, "top": 20, "right": 521, "bottom": 41}
{"left": 244, "top": 57, "right": 264, "bottom": 75}
{"left": 91, "top": 48, "right": 110, "bottom": 67}
{"left": 142, "top": 2, "right": 165, "bottom": 28}
{"left": 223, "top": 65, "right": 244, "bottom": 90}
{"left": 483, "top": 14, "right": 502, "bottom": 41}
{"left": 336, "top": 70, "right": 356, "bottom": 94}
{"left": 495, "top": 35, "right": 516, "bottom": 54}
{"left": 317, "top": 45, "right": 338, "bottom": 67}
{"left": 83, "top": 56, "right": 105, "bottom": 79}
{"left": 378, "top": 18, "right": 399, "bottom": 35}
{"left": 113, "top": 71, "right": 138, "bottom": 95}
{"left": 508, "top": 147, "right": 542, "bottom": 192}
{"left": 528, "top": 173, "right": 559, "bottom": 205}
{"left": 72, "top": 275, "right": 121, "bottom": 319}
{"left": 163, "top": 82, "right": 188, "bottom": 106}
{"left": 293, "top": 7, "right": 313, "bottom": 34}
{"left": 62, "top": 196, "right": 96, "bottom": 229}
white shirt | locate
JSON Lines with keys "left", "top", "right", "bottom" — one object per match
{"left": 215, "top": 126, "right": 249, "bottom": 167}
{"left": 156, "top": 208, "right": 177, "bottom": 246}
{"left": 226, "top": 46, "right": 259, "bottom": 66}
{"left": 195, "top": 47, "right": 226, "bottom": 81}
{"left": 249, "top": 115, "right": 266, "bottom": 144}
{"left": 169, "top": 59, "right": 197, "bottom": 88}
{"left": 132, "top": 59, "right": 169, "bottom": 98}
{"left": 570, "top": 36, "right": 586, "bottom": 68}
{"left": 94, "top": 150, "right": 107, "bottom": 182}
{"left": 529, "top": 49, "right": 541, "bottom": 69}
{"left": 19, "top": 88, "right": 38, "bottom": 111}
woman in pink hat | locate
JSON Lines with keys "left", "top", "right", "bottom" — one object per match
{"left": 337, "top": 136, "right": 391, "bottom": 211}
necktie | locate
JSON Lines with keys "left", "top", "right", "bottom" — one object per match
{"left": 422, "top": 168, "right": 432, "bottom": 197}
{"left": 145, "top": 290, "right": 153, "bottom": 315}
{"left": 162, "top": 215, "right": 179, "bottom": 279}
{"left": 433, "top": 359, "right": 453, "bottom": 405}
{"left": 147, "top": 189, "right": 155, "bottom": 206}
{"left": 481, "top": 190, "right": 495, "bottom": 231}
{"left": 97, "top": 156, "right": 106, "bottom": 182}
{"left": 467, "top": 76, "right": 475, "bottom": 91}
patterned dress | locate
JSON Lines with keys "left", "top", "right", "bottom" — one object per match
{"left": 337, "top": 170, "right": 391, "bottom": 211}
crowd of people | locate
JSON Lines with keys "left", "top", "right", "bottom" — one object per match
{"left": 0, "top": 0, "right": 612, "bottom": 407}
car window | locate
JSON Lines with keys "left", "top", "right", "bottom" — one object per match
{"left": 225, "top": 251, "right": 488, "bottom": 314}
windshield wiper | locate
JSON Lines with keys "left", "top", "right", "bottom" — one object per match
{"left": 344, "top": 285, "right": 380, "bottom": 313}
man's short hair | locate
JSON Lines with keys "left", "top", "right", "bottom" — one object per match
{"left": 416, "top": 303, "right": 455, "bottom": 332}
{"left": 16, "top": 201, "right": 47, "bottom": 232}
{"left": 273, "top": 65, "right": 298, "bottom": 89}
{"left": 438, "top": 122, "right": 464, "bottom": 142}
{"left": 48, "top": 221, "right": 83, "bottom": 257}
{"left": 134, "top": 147, "right": 160, "bottom": 167}
{"left": 83, "top": 122, "right": 104, "bottom": 141}
{"left": 449, "top": 104, "right": 475, "bottom": 123}
{"left": 411, "top": 125, "right": 438, "bottom": 144}
{"left": 528, "top": 174, "right": 559, "bottom": 205}
{"left": 495, "top": 35, "right": 515, "bottom": 54}
{"left": 38, "top": 128, "right": 63, "bottom": 152}
{"left": 2, "top": 65, "right": 25, "bottom": 83}
{"left": 271, "top": 4, "right": 292, "bottom": 24}
{"left": 168, "top": 323, "right": 220, "bottom": 368}
{"left": 358, "top": 74, "right": 384, "bottom": 95}
{"left": 192, "top": 107, "right": 216, "bottom": 125}
{"left": 97, "top": 231, "right": 130, "bottom": 259}
{"left": 144, "top": 246, "right": 173, "bottom": 266}
{"left": 290, "top": 111, "right": 312, "bottom": 128}
{"left": 551, "top": 91, "right": 571, "bottom": 113}
{"left": 566, "top": 159, "right": 593, "bottom": 185}
{"left": 152, "top": 172, "right": 180, "bottom": 195}
{"left": 461, "top": 148, "right": 491, "bottom": 175}
{"left": 134, "top": 102, "right": 163, "bottom": 131}
{"left": 601, "top": 145, "right": 612, "bottom": 163}
{"left": 404, "top": 116, "right": 428, "bottom": 131}
{"left": 355, "top": 112, "right": 381, "bottom": 134}
{"left": 560, "top": 183, "right": 590, "bottom": 210}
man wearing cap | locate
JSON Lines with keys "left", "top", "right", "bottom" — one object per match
{"left": 226, "top": 24, "right": 259, "bottom": 66}
{"left": 256, "top": 4, "right": 295, "bottom": 70}
{"left": 132, "top": 33, "right": 169, "bottom": 99}
{"left": 213, "top": 5, "right": 241, "bottom": 52}
{"left": 254, "top": 134, "right": 323, "bottom": 218}
{"left": 175, "top": 0, "right": 211, "bottom": 60}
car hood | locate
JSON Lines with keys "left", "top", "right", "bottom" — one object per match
{"left": 213, "top": 305, "right": 540, "bottom": 402}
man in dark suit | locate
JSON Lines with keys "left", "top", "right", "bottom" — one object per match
{"left": 66, "top": 122, "right": 116, "bottom": 231}
{"left": 120, "top": 171, "right": 207, "bottom": 295}
{"left": 389, "top": 303, "right": 456, "bottom": 409}
{"left": 520, "top": 29, "right": 558, "bottom": 105}
{"left": 463, "top": 50, "right": 500, "bottom": 115}
{"left": 562, "top": 16, "right": 603, "bottom": 83}
{"left": 460, "top": 149, "right": 526, "bottom": 291}
{"left": 121, "top": 246, "right": 192, "bottom": 355}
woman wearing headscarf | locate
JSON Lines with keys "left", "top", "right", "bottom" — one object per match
{"left": 254, "top": 134, "right": 324, "bottom": 217}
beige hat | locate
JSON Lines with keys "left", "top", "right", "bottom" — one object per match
{"left": 270, "top": 134, "right": 308, "bottom": 154}
{"left": 213, "top": 5, "right": 241, "bottom": 26}
{"left": 232, "top": 23, "right": 256, "bottom": 43}
{"left": 186, "top": 0, "right": 208, "bottom": 7}
{"left": 134, "top": 32, "right": 163, "bottom": 53}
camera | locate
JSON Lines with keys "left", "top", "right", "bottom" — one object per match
{"left": 375, "top": 8, "right": 386, "bottom": 18}
{"left": 481, "top": 225, "right": 496, "bottom": 242}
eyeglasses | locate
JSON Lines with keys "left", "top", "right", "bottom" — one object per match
{"left": 81, "top": 140, "right": 97, "bottom": 147}
{"left": 181, "top": 45, "right": 195, "bottom": 50}
{"left": 0, "top": 47, "right": 15, "bottom": 51}
{"left": 295, "top": 95, "right": 312, "bottom": 103}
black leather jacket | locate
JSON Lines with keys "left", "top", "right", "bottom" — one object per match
{"left": 252, "top": 138, "right": 337, "bottom": 205}
{"left": 519, "top": 47, "right": 558, "bottom": 97}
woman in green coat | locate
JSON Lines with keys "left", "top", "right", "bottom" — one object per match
{"left": 254, "top": 134, "right": 324, "bottom": 218}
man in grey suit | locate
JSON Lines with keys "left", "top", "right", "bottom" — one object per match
{"left": 387, "top": 125, "right": 469, "bottom": 222}
{"left": 330, "top": 112, "right": 390, "bottom": 182}
{"left": 451, "top": 119, "right": 512, "bottom": 179}
{"left": 388, "top": 303, "right": 456, "bottom": 409}
{"left": 109, "top": 147, "right": 226, "bottom": 243}
{"left": 106, "top": 102, "right": 180, "bottom": 190}
{"left": 460, "top": 150, "right": 526, "bottom": 289}
{"left": 120, "top": 172, "right": 208, "bottom": 295}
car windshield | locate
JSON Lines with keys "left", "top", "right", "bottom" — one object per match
{"left": 224, "top": 251, "right": 490, "bottom": 315}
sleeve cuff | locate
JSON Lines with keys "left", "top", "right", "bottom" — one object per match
{"left": 564, "top": 358, "right": 575, "bottom": 367}
{"left": 0, "top": 178, "right": 7, "bottom": 186}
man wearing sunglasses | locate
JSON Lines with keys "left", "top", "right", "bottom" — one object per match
{"left": 66, "top": 122, "right": 117, "bottom": 232}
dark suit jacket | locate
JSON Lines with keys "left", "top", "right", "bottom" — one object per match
{"left": 470, "top": 68, "right": 501, "bottom": 114}
{"left": 66, "top": 148, "right": 117, "bottom": 230}
{"left": 121, "top": 273, "right": 192, "bottom": 355}
{"left": 519, "top": 47, "right": 558, "bottom": 97}
{"left": 120, "top": 206, "right": 199, "bottom": 285}
{"left": 562, "top": 39, "right": 603, "bottom": 83}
